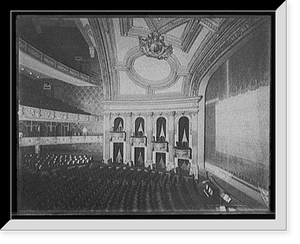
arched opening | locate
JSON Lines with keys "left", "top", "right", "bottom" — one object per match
{"left": 113, "top": 117, "right": 124, "bottom": 132}
{"left": 156, "top": 117, "right": 166, "bottom": 142}
{"left": 177, "top": 116, "right": 189, "bottom": 149}
{"left": 38, "top": 122, "right": 48, "bottom": 137}
{"left": 134, "top": 117, "right": 145, "bottom": 137}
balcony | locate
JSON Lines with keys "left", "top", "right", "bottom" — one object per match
{"left": 19, "top": 135, "right": 103, "bottom": 147}
{"left": 19, "top": 38, "right": 98, "bottom": 87}
{"left": 18, "top": 105, "right": 99, "bottom": 123}
{"left": 131, "top": 136, "right": 147, "bottom": 147}
{"left": 152, "top": 141, "right": 168, "bottom": 152}
{"left": 174, "top": 147, "right": 191, "bottom": 159}
{"left": 110, "top": 131, "right": 126, "bottom": 142}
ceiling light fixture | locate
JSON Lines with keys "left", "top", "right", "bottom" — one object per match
{"left": 139, "top": 32, "right": 173, "bottom": 60}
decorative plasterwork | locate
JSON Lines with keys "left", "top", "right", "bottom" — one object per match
{"left": 143, "top": 18, "right": 158, "bottom": 32}
{"left": 119, "top": 46, "right": 181, "bottom": 89}
{"left": 19, "top": 135, "right": 103, "bottom": 147}
{"left": 181, "top": 19, "right": 204, "bottom": 53}
{"left": 102, "top": 96, "right": 202, "bottom": 114}
{"left": 18, "top": 105, "right": 100, "bottom": 123}
{"left": 139, "top": 32, "right": 173, "bottom": 60}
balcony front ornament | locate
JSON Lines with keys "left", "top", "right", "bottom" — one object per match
{"left": 139, "top": 32, "right": 173, "bottom": 60}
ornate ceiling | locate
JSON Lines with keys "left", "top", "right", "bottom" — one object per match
{"left": 78, "top": 16, "right": 269, "bottom": 100}
{"left": 18, "top": 16, "right": 270, "bottom": 101}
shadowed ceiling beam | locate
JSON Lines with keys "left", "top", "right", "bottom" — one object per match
{"left": 119, "top": 18, "right": 133, "bottom": 36}
{"left": 144, "top": 18, "right": 158, "bottom": 32}
{"left": 181, "top": 19, "right": 203, "bottom": 53}
{"left": 157, "top": 18, "right": 189, "bottom": 34}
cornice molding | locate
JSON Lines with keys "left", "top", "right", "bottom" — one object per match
{"left": 102, "top": 96, "right": 202, "bottom": 114}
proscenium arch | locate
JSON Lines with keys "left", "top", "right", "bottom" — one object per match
{"left": 191, "top": 23, "right": 271, "bottom": 171}
{"left": 194, "top": 24, "right": 268, "bottom": 97}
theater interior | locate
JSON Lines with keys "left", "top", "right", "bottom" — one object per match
{"left": 15, "top": 15, "right": 272, "bottom": 216}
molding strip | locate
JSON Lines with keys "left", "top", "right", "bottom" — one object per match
{"left": 19, "top": 135, "right": 103, "bottom": 147}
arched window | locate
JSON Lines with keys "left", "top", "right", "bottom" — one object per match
{"left": 135, "top": 117, "right": 145, "bottom": 137}
{"left": 156, "top": 117, "right": 166, "bottom": 142}
{"left": 178, "top": 116, "right": 189, "bottom": 148}
{"left": 113, "top": 117, "right": 124, "bottom": 132}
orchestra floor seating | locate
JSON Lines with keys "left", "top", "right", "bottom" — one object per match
{"left": 18, "top": 153, "right": 221, "bottom": 214}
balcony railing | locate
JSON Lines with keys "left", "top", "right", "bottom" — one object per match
{"left": 174, "top": 147, "right": 191, "bottom": 159}
{"left": 18, "top": 105, "right": 100, "bottom": 123}
{"left": 152, "top": 141, "right": 168, "bottom": 152}
{"left": 110, "top": 131, "right": 126, "bottom": 142}
{"left": 19, "top": 38, "right": 99, "bottom": 86}
{"left": 131, "top": 136, "right": 147, "bottom": 147}
{"left": 19, "top": 135, "right": 103, "bottom": 147}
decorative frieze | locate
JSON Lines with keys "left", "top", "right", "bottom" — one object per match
{"left": 111, "top": 131, "right": 126, "bottom": 142}
{"left": 43, "top": 55, "right": 56, "bottom": 68}
{"left": 102, "top": 96, "right": 201, "bottom": 114}
{"left": 174, "top": 148, "right": 191, "bottom": 159}
{"left": 40, "top": 109, "right": 55, "bottom": 120}
{"left": 78, "top": 114, "right": 89, "bottom": 122}
{"left": 19, "top": 135, "right": 103, "bottom": 147}
{"left": 54, "top": 111, "right": 67, "bottom": 120}
{"left": 23, "top": 106, "right": 40, "bottom": 119}
{"left": 27, "top": 44, "right": 42, "bottom": 60}
{"left": 69, "top": 68, "right": 79, "bottom": 78}
{"left": 152, "top": 141, "right": 168, "bottom": 152}
{"left": 56, "top": 62, "right": 68, "bottom": 73}
{"left": 131, "top": 136, "right": 147, "bottom": 147}
{"left": 19, "top": 105, "right": 100, "bottom": 123}
{"left": 67, "top": 113, "right": 79, "bottom": 121}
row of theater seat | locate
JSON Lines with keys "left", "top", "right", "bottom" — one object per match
{"left": 23, "top": 153, "right": 93, "bottom": 171}
{"left": 19, "top": 159, "right": 217, "bottom": 213}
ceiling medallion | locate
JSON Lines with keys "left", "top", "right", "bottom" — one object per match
{"left": 139, "top": 32, "right": 173, "bottom": 60}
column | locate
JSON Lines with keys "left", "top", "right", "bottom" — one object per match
{"left": 191, "top": 111, "right": 198, "bottom": 177}
{"left": 198, "top": 99, "right": 205, "bottom": 170}
{"left": 168, "top": 111, "right": 176, "bottom": 164}
{"left": 125, "top": 112, "right": 132, "bottom": 163}
{"left": 103, "top": 112, "right": 111, "bottom": 163}
{"left": 146, "top": 112, "right": 153, "bottom": 166}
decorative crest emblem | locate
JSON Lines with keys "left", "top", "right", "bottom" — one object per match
{"left": 139, "top": 32, "right": 173, "bottom": 60}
